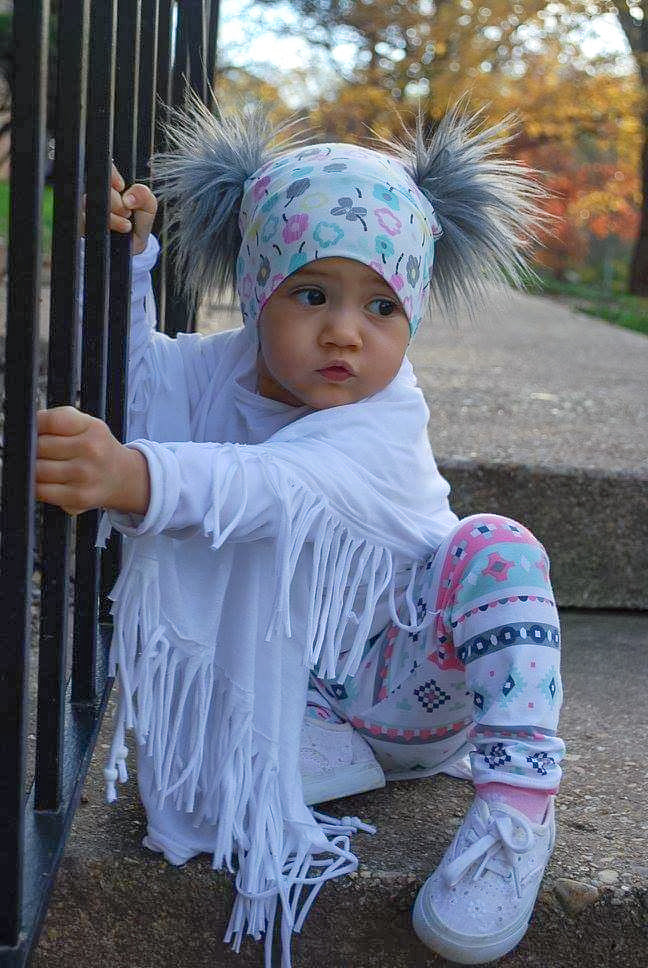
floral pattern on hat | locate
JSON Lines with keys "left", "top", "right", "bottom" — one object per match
{"left": 282, "top": 213, "right": 309, "bottom": 244}
{"left": 237, "top": 142, "right": 442, "bottom": 338}
{"left": 375, "top": 207, "right": 402, "bottom": 236}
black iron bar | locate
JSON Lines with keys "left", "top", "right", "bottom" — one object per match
{"left": 184, "top": 0, "right": 207, "bottom": 103}
{"left": 1, "top": 0, "right": 220, "bottom": 960}
{"left": 155, "top": 0, "right": 174, "bottom": 152}
{"left": 172, "top": 0, "right": 189, "bottom": 109}
{"left": 72, "top": 0, "right": 118, "bottom": 706}
{"left": 163, "top": 0, "right": 196, "bottom": 337}
{"left": 0, "top": 629, "right": 113, "bottom": 966}
{"left": 207, "top": 0, "right": 220, "bottom": 99}
{"left": 152, "top": 0, "right": 174, "bottom": 331}
{"left": 162, "top": 260, "right": 192, "bottom": 336}
{"left": 100, "top": 0, "right": 142, "bottom": 617}
{"left": 36, "top": 0, "right": 90, "bottom": 809}
{"left": 108, "top": 0, "right": 141, "bottom": 442}
{"left": 0, "top": 0, "right": 50, "bottom": 949}
{"left": 137, "top": 0, "right": 160, "bottom": 184}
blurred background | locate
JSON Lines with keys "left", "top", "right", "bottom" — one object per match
{"left": 1, "top": 0, "right": 646, "bottom": 333}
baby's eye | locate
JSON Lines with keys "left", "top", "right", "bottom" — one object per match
{"left": 295, "top": 287, "right": 326, "bottom": 307}
{"left": 368, "top": 297, "right": 398, "bottom": 317}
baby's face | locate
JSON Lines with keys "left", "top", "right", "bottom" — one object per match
{"left": 256, "top": 258, "right": 410, "bottom": 410}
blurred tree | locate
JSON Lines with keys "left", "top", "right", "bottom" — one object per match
{"left": 310, "top": 82, "right": 405, "bottom": 139}
{"left": 253, "top": 0, "right": 551, "bottom": 100}
{"left": 253, "top": 0, "right": 645, "bottom": 289}
{"left": 307, "top": 50, "right": 642, "bottom": 276}
{"left": 499, "top": 45, "right": 642, "bottom": 277}
{"left": 214, "top": 65, "right": 295, "bottom": 126}
{"left": 607, "top": 0, "right": 647, "bottom": 293}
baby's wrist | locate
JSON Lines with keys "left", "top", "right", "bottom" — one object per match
{"left": 109, "top": 445, "right": 151, "bottom": 516}
{"left": 131, "top": 233, "right": 160, "bottom": 271}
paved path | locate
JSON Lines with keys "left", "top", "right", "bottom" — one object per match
{"left": 198, "top": 289, "right": 648, "bottom": 474}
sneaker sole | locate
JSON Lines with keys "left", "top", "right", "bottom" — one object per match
{"left": 302, "top": 761, "right": 386, "bottom": 805}
{"left": 412, "top": 887, "right": 532, "bottom": 965}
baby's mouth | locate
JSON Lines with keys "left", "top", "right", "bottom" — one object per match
{"left": 317, "top": 358, "right": 356, "bottom": 379}
{"left": 317, "top": 364, "right": 354, "bottom": 382}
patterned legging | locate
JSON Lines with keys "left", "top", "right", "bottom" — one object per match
{"left": 314, "top": 514, "right": 565, "bottom": 791}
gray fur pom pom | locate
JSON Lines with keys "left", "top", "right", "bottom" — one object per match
{"left": 386, "top": 100, "right": 550, "bottom": 318}
{"left": 152, "top": 91, "right": 298, "bottom": 312}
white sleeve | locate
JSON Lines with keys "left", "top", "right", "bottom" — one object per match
{"left": 127, "top": 236, "right": 188, "bottom": 442}
{"left": 109, "top": 439, "right": 283, "bottom": 542}
{"left": 127, "top": 237, "right": 233, "bottom": 443}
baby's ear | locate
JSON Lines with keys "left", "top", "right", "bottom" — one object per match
{"left": 152, "top": 90, "right": 297, "bottom": 312}
{"left": 387, "top": 99, "right": 552, "bottom": 320}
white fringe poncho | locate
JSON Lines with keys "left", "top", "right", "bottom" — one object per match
{"left": 102, "top": 238, "right": 458, "bottom": 966}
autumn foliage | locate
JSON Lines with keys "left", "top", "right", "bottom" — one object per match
{"left": 500, "top": 58, "right": 642, "bottom": 277}
{"left": 219, "top": 0, "right": 644, "bottom": 281}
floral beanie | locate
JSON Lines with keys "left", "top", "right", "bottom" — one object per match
{"left": 153, "top": 95, "right": 547, "bottom": 342}
{"left": 236, "top": 143, "right": 443, "bottom": 337}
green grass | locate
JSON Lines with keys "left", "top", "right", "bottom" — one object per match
{"left": 0, "top": 180, "right": 54, "bottom": 253}
{"left": 531, "top": 273, "right": 648, "bottom": 336}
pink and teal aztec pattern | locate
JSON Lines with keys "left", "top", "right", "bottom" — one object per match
{"left": 313, "top": 514, "right": 565, "bottom": 791}
{"left": 237, "top": 143, "right": 443, "bottom": 336}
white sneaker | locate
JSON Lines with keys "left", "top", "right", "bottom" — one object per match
{"left": 413, "top": 797, "right": 555, "bottom": 965}
{"left": 300, "top": 715, "right": 386, "bottom": 805}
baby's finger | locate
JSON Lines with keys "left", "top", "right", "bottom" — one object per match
{"left": 35, "top": 458, "right": 75, "bottom": 485}
{"left": 121, "top": 184, "right": 158, "bottom": 255}
{"left": 35, "top": 483, "right": 83, "bottom": 516}
{"left": 107, "top": 185, "right": 133, "bottom": 233}
{"left": 132, "top": 206, "right": 156, "bottom": 246}
{"left": 109, "top": 212, "right": 133, "bottom": 234}
{"left": 37, "top": 432, "right": 83, "bottom": 461}
{"left": 121, "top": 184, "right": 157, "bottom": 217}
{"left": 37, "top": 406, "right": 91, "bottom": 438}
{"left": 111, "top": 162, "right": 125, "bottom": 192}
{"left": 35, "top": 480, "right": 75, "bottom": 508}
{"left": 111, "top": 186, "right": 131, "bottom": 218}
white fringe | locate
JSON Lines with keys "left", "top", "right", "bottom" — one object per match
{"left": 105, "top": 556, "right": 212, "bottom": 806}
{"left": 201, "top": 446, "right": 432, "bottom": 683}
{"left": 103, "top": 431, "right": 443, "bottom": 965}
{"left": 105, "top": 548, "right": 370, "bottom": 967}
{"left": 225, "top": 790, "right": 362, "bottom": 968}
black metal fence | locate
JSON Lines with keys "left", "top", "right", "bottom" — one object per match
{"left": 0, "top": 2, "right": 219, "bottom": 964}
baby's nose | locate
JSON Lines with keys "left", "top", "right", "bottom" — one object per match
{"left": 321, "top": 309, "right": 362, "bottom": 345}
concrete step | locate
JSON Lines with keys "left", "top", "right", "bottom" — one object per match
{"left": 440, "top": 459, "right": 646, "bottom": 610}
{"left": 34, "top": 611, "right": 648, "bottom": 968}
{"left": 197, "top": 291, "right": 648, "bottom": 610}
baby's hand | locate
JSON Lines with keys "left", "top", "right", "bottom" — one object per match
{"left": 36, "top": 406, "right": 150, "bottom": 516}
{"left": 82, "top": 163, "right": 158, "bottom": 256}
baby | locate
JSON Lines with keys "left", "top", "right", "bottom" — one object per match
{"left": 36, "top": 99, "right": 564, "bottom": 966}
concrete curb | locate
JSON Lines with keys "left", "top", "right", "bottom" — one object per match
{"left": 440, "top": 459, "right": 648, "bottom": 610}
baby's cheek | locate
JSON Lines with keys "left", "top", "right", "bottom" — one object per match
{"left": 377, "top": 352, "right": 407, "bottom": 391}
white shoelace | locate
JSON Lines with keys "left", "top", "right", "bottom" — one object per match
{"left": 444, "top": 809, "right": 536, "bottom": 895}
